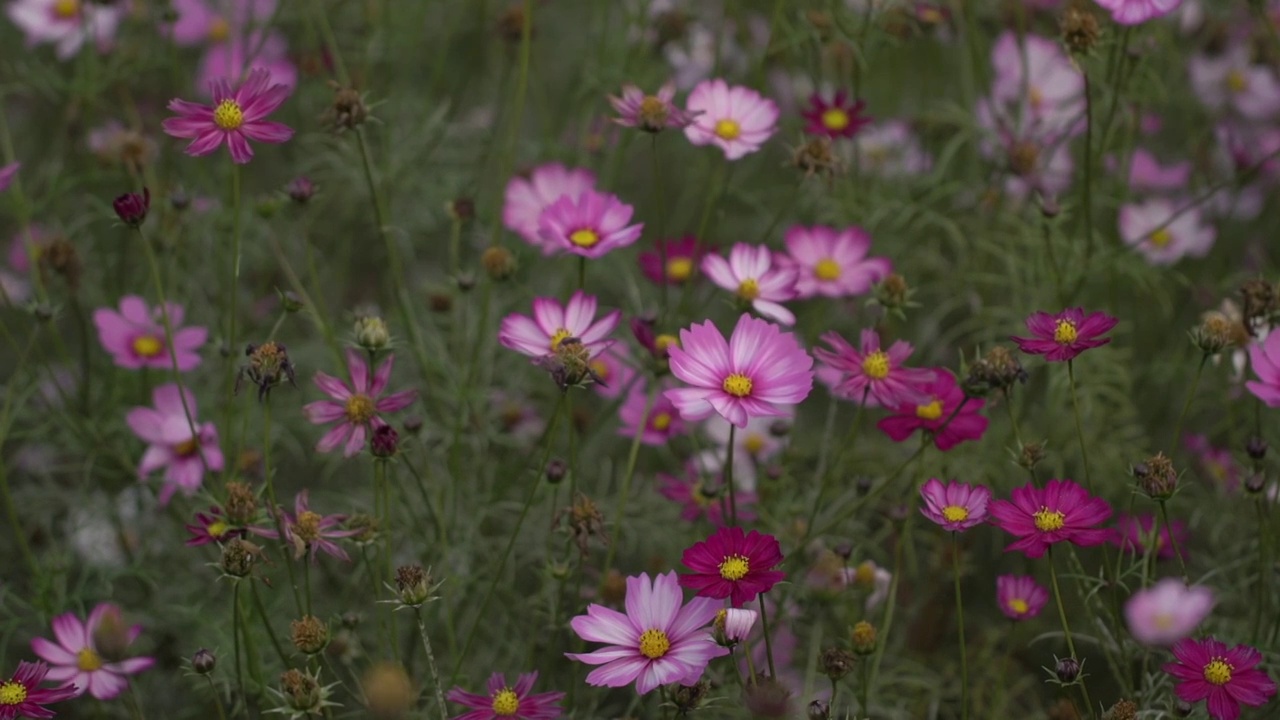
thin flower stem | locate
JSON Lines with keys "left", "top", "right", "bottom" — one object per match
{"left": 415, "top": 610, "right": 449, "bottom": 719}
{"left": 0, "top": 330, "right": 40, "bottom": 579}
{"left": 577, "top": 255, "right": 586, "bottom": 291}
{"left": 206, "top": 677, "right": 228, "bottom": 720}
{"left": 952, "top": 533, "right": 969, "bottom": 720}
{"left": 1066, "top": 361, "right": 1095, "bottom": 494}
{"left": 1171, "top": 355, "right": 1208, "bottom": 451}
{"left": 758, "top": 594, "right": 777, "bottom": 678}
{"left": 650, "top": 136, "right": 670, "bottom": 316}
{"left": 756, "top": 178, "right": 803, "bottom": 246}
{"left": 401, "top": 454, "right": 447, "bottom": 544}
{"left": 726, "top": 425, "right": 738, "bottom": 527}
{"left": 1254, "top": 499, "right": 1272, "bottom": 644}
{"left": 743, "top": 636, "right": 758, "bottom": 684}
{"left": 604, "top": 386, "right": 656, "bottom": 575}
{"left": 304, "top": 551, "right": 313, "bottom": 617}
{"left": 250, "top": 580, "right": 288, "bottom": 666}
{"left": 1079, "top": 72, "right": 1095, "bottom": 283}
{"left": 870, "top": 487, "right": 920, "bottom": 695}
{"left": 1048, "top": 548, "right": 1095, "bottom": 719}
{"left": 1157, "top": 501, "right": 1189, "bottom": 584}
{"left": 232, "top": 581, "right": 246, "bottom": 714}
{"left": 223, "top": 163, "right": 242, "bottom": 443}
{"left": 859, "top": 659, "right": 870, "bottom": 718}
{"left": 127, "top": 680, "right": 147, "bottom": 720}
{"left": 807, "top": 388, "right": 869, "bottom": 533}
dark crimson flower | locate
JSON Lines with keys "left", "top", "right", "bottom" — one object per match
{"left": 876, "top": 369, "right": 988, "bottom": 451}
{"left": 445, "top": 670, "right": 564, "bottom": 720}
{"left": 185, "top": 507, "right": 245, "bottom": 547}
{"left": 800, "top": 92, "right": 871, "bottom": 139}
{"left": 0, "top": 661, "right": 78, "bottom": 719}
{"left": 113, "top": 187, "right": 150, "bottom": 227}
{"left": 988, "top": 479, "right": 1112, "bottom": 558}
{"left": 1163, "top": 637, "right": 1276, "bottom": 720}
{"left": 679, "top": 526, "right": 784, "bottom": 607}
{"left": 1010, "top": 307, "right": 1118, "bottom": 362}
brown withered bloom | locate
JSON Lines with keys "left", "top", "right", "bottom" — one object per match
{"left": 481, "top": 246, "right": 517, "bottom": 281}
{"left": 1060, "top": 2, "right": 1100, "bottom": 55}
{"left": 1190, "top": 312, "right": 1237, "bottom": 355}
{"left": 554, "top": 493, "right": 608, "bottom": 557}
{"left": 820, "top": 647, "right": 856, "bottom": 680}
{"left": 1137, "top": 452, "right": 1177, "bottom": 500}
{"left": 670, "top": 680, "right": 710, "bottom": 716}
{"left": 32, "top": 234, "right": 82, "bottom": 292}
{"left": 277, "top": 667, "right": 329, "bottom": 714}
{"left": 446, "top": 197, "right": 475, "bottom": 223}
{"left": 224, "top": 481, "right": 259, "bottom": 525}
{"left": 1105, "top": 699, "right": 1139, "bottom": 720}
{"left": 393, "top": 564, "right": 438, "bottom": 607}
{"left": 534, "top": 337, "right": 605, "bottom": 392}
{"left": 790, "top": 136, "right": 844, "bottom": 181}
{"left": 322, "top": 81, "right": 369, "bottom": 132}
{"left": 497, "top": 3, "right": 532, "bottom": 44}
{"left": 237, "top": 341, "right": 297, "bottom": 401}
{"left": 1239, "top": 278, "right": 1279, "bottom": 335}
{"left": 220, "top": 538, "right": 264, "bottom": 577}
{"left": 962, "top": 345, "right": 1028, "bottom": 398}
{"left": 290, "top": 615, "right": 329, "bottom": 655}
{"left": 1020, "top": 441, "right": 1046, "bottom": 471}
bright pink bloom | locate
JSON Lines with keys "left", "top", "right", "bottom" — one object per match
{"left": 126, "top": 384, "right": 224, "bottom": 505}
{"left": 503, "top": 163, "right": 597, "bottom": 252}
{"left": 700, "top": 243, "right": 798, "bottom": 325}
{"left": 302, "top": 349, "right": 418, "bottom": 457}
{"left": 609, "top": 81, "right": 697, "bottom": 132}
{"left": 1119, "top": 198, "right": 1216, "bottom": 266}
{"left": 498, "top": 291, "right": 621, "bottom": 360}
{"left": 801, "top": 91, "right": 870, "bottom": 139}
{"left": 814, "top": 328, "right": 934, "bottom": 407}
{"left": 0, "top": 162, "right": 17, "bottom": 192}
{"left": 537, "top": 189, "right": 644, "bottom": 259}
{"left": 567, "top": 571, "right": 728, "bottom": 694}
{"left": 31, "top": 604, "right": 155, "bottom": 700}
{"left": 658, "top": 463, "right": 757, "bottom": 526}
{"left": 779, "top": 225, "right": 890, "bottom": 299}
{"left": 919, "top": 478, "right": 991, "bottom": 532}
{"left": 1126, "top": 579, "right": 1213, "bottom": 646}
{"left": 6, "top": 0, "right": 123, "bottom": 60}
{"left": 1093, "top": 0, "right": 1181, "bottom": 24}
{"left": 197, "top": 30, "right": 297, "bottom": 96}
{"left": 1011, "top": 307, "right": 1118, "bottom": 362}
{"left": 996, "top": 575, "right": 1048, "bottom": 621}
{"left": 587, "top": 347, "right": 636, "bottom": 400}
{"left": 989, "top": 479, "right": 1113, "bottom": 558}
{"left": 93, "top": 295, "right": 207, "bottom": 371}
{"left": 1164, "top": 637, "right": 1276, "bottom": 720}
{"left": 683, "top": 79, "right": 779, "bottom": 160}
{"left": 252, "top": 490, "right": 358, "bottom": 562}
{"left": 679, "top": 526, "right": 784, "bottom": 607}
{"left": 876, "top": 369, "right": 988, "bottom": 451}
{"left": 1189, "top": 47, "right": 1280, "bottom": 121}
{"left": 162, "top": 68, "right": 294, "bottom": 164}
{"left": 445, "top": 671, "right": 564, "bottom": 720}
{"left": 0, "top": 661, "right": 77, "bottom": 719}
{"left": 1246, "top": 331, "right": 1280, "bottom": 407}
{"left": 1110, "top": 513, "right": 1190, "bottom": 562}
{"left": 185, "top": 507, "right": 243, "bottom": 547}
{"left": 664, "top": 314, "right": 814, "bottom": 428}
{"left": 638, "top": 236, "right": 705, "bottom": 285}
{"left": 619, "top": 385, "right": 685, "bottom": 446}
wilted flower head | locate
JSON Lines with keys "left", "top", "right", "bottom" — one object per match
{"left": 801, "top": 91, "right": 871, "bottom": 139}
{"left": 237, "top": 341, "right": 297, "bottom": 400}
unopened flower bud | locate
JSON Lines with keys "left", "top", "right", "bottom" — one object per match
{"left": 113, "top": 188, "right": 150, "bottom": 227}
{"left": 286, "top": 176, "right": 316, "bottom": 204}
{"left": 254, "top": 195, "right": 284, "bottom": 219}
{"left": 1019, "top": 442, "right": 1046, "bottom": 470}
{"left": 1174, "top": 699, "right": 1193, "bottom": 717}
{"left": 363, "top": 662, "right": 414, "bottom": 720}
{"left": 403, "top": 415, "right": 423, "bottom": 434}
{"left": 1139, "top": 453, "right": 1177, "bottom": 500}
{"left": 1040, "top": 196, "right": 1061, "bottom": 218}
{"left": 1247, "top": 436, "right": 1267, "bottom": 460}
{"left": 851, "top": 621, "right": 877, "bottom": 655}
{"left": 808, "top": 700, "right": 831, "bottom": 720}
{"left": 394, "top": 564, "right": 435, "bottom": 606}
{"left": 192, "top": 648, "right": 217, "bottom": 674}
{"left": 714, "top": 608, "right": 758, "bottom": 645}
{"left": 354, "top": 316, "right": 391, "bottom": 352}
{"left": 345, "top": 513, "right": 380, "bottom": 544}
{"left": 481, "top": 246, "right": 517, "bottom": 280}
{"left": 371, "top": 425, "right": 399, "bottom": 459}
{"left": 545, "top": 458, "right": 567, "bottom": 484}
{"left": 820, "top": 647, "right": 855, "bottom": 680}
{"left": 834, "top": 542, "right": 854, "bottom": 560}
{"left": 875, "top": 273, "right": 911, "bottom": 311}
{"left": 1055, "top": 656, "right": 1080, "bottom": 683}
{"left": 276, "top": 289, "right": 304, "bottom": 313}
{"left": 1246, "top": 472, "right": 1267, "bottom": 494}
{"left": 170, "top": 188, "right": 191, "bottom": 211}
{"left": 456, "top": 272, "right": 477, "bottom": 292}
{"left": 290, "top": 615, "right": 329, "bottom": 655}
{"left": 769, "top": 420, "right": 791, "bottom": 437}
{"left": 342, "top": 612, "right": 361, "bottom": 629}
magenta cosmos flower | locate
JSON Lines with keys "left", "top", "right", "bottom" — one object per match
{"left": 801, "top": 91, "right": 871, "bottom": 139}
{"left": 252, "top": 490, "right": 358, "bottom": 562}
{"left": 814, "top": 328, "right": 934, "bottom": 407}
{"left": 93, "top": 295, "right": 207, "bottom": 371}
{"left": 701, "top": 243, "right": 798, "bottom": 325}
{"left": 1118, "top": 198, "right": 1215, "bottom": 267}
{"left": 536, "top": 189, "right": 644, "bottom": 259}
{"left": 683, "top": 79, "right": 779, "bottom": 160}
{"left": 197, "top": 30, "right": 297, "bottom": 98}
{"left": 0, "top": 162, "right": 17, "bottom": 192}
{"left": 876, "top": 369, "right": 988, "bottom": 451}
{"left": 996, "top": 575, "right": 1049, "bottom": 621}
{"left": 126, "top": 384, "right": 224, "bottom": 506}
{"left": 609, "top": 81, "right": 697, "bottom": 133}
{"left": 1011, "top": 307, "right": 1118, "bottom": 363}
{"left": 988, "top": 479, "right": 1113, "bottom": 558}
{"left": 185, "top": 507, "right": 244, "bottom": 547}
{"left": 664, "top": 314, "right": 814, "bottom": 429}
{"left": 919, "top": 478, "right": 991, "bottom": 532}
{"left": 567, "top": 571, "right": 728, "bottom": 694}
{"left": 0, "top": 661, "right": 77, "bottom": 719}
{"left": 619, "top": 385, "right": 685, "bottom": 446}
{"left": 1093, "top": 0, "right": 1181, "bottom": 25}
{"left": 658, "top": 462, "right": 757, "bottom": 526}
{"left": 162, "top": 68, "right": 294, "bottom": 164}
{"left": 503, "top": 163, "right": 597, "bottom": 252}
{"left": 1125, "top": 579, "right": 1214, "bottom": 647}
{"left": 302, "top": 349, "right": 417, "bottom": 457}
{"left": 445, "top": 671, "right": 564, "bottom": 720}
{"left": 1164, "top": 637, "right": 1277, "bottom": 720}
{"left": 31, "top": 604, "right": 154, "bottom": 700}
{"left": 779, "top": 225, "right": 890, "bottom": 299}
{"left": 6, "top": 0, "right": 124, "bottom": 60}
{"left": 1110, "top": 513, "right": 1189, "bottom": 562}
{"left": 679, "top": 526, "right": 784, "bottom": 607}
{"left": 498, "top": 291, "right": 621, "bottom": 360}
{"left": 1246, "top": 331, "right": 1280, "bottom": 407}
{"left": 639, "top": 236, "right": 705, "bottom": 285}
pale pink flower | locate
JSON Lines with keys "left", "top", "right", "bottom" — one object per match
{"left": 779, "top": 225, "right": 891, "bottom": 299}
{"left": 618, "top": 385, "right": 685, "bottom": 446}
{"left": 537, "top": 189, "right": 644, "bottom": 259}
{"left": 1093, "top": 0, "right": 1182, "bottom": 24}
{"left": 609, "top": 81, "right": 697, "bottom": 132}
{"left": 683, "top": 79, "right": 779, "bottom": 160}
{"left": 1118, "top": 198, "right": 1215, "bottom": 266}
{"left": 31, "top": 604, "right": 154, "bottom": 700}
{"left": 1124, "top": 148, "right": 1192, "bottom": 192}
{"left": 503, "top": 163, "right": 597, "bottom": 252}
{"left": 93, "top": 296, "right": 207, "bottom": 371}
{"left": 126, "top": 384, "right": 224, "bottom": 505}
{"left": 853, "top": 121, "right": 932, "bottom": 177}
{"left": 700, "top": 243, "right": 798, "bottom": 325}
{"left": 1125, "top": 578, "right": 1214, "bottom": 646}
{"left": 587, "top": 347, "right": 636, "bottom": 399}
{"left": 988, "top": 31, "right": 1084, "bottom": 138}
{"left": 196, "top": 30, "right": 297, "bottom": 95}
{"left": 498, "top": 291, "right": 621, "bottom": 359}
{"left": 7, "top": 0, "right": 124, "bottom": 60}
{"left": 1188, "top": 47, "right": 1280, "bottom": 121}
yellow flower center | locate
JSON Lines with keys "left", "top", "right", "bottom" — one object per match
{"left": 1226, "top": 69, "right": 1248, "bottom": 93}
{"left": 207, "top": 520, "right": 230, "bottom": 539}
{"left": 491, "top": 688, "right": 520, "bottom": 716}
{"left": 175, "top": 437, "right": 201, "bottom": 457}
{"left": 737, "top": 278, "right": 760, "bottom": 300}
{"left": 722, "top": 373, "right": 753, "bottom": 397}
{"left": 719, "top": 554, "right": 750, "bottom": 581}
{"left": 1033, "top": 508, "right": 1066, "bottom": 532}
{"left": 854, "top": 561, "right": 875, "bottom": 585}
{"left": 744, "top": 433, "right": 765, "bottom": 455}
{"left": 1008, "top": 598, "right": 1029, "bottom": 615}
{"left": 1153, "top": 613, "right": 1175, "bottom": 630}
{"left": 213, "top": 99, "right": 245, "bottom": 131}
{"left": 0, "top": 681, "right": 27, "bottom": 706}
{"left": 714, "top": 118, "right": 741, "bottom": 140}
{"left": 666, "top": 257, "right": 693, "bottom": 281}
{"left": 916, "top": 400, "right": 943, "bottom": 420}
{"left": 651, "top": 412, "right": 671, "bottom": 431}
{"left": 294, "top": 510, "right": 322, "bottom": 543}
{"left": 77, "top": 648, "right": 103, "bottom": 671}
{"left": 208, "top": 16, "right": 230, "bottom": 42}
{"left": 814, "top": 258, "right": 841, "bottom": 281}
{"left": 942, "top": 506, "right": 969, "bottom": 523}
{"left": 1148, "top": 229, "right": 1173, "bottom": 248}
{"left": 1053, "top": 319, "right": 1078, "bottom": 344}
{"left": 53, "top": 0, "right": 78, "bottom": 17}
{"left": 549, "top": 327, "right": 573, "bottom": 351}
{"left": 569, "top": 229, "right": 600, "bottom": 248}
{"left": 1204, "top": 658, "right": 1233, "bottom": 686}
{"left": 589, "top": 360, "right": 609, "bottom": 379}
{"left": 654, "top": 334, "right": 679, "bottom": 352}
{"left": 638, "top": 96, "right": 669, "bottom": 128}
{"left": 861, "top": 351, "right": 890, "bottom": 380}
{"left": 1029, "top": 86, "right": 1045, "bottom": 109}
{"left": 344, "top": 394, "right": 376, "bottom": 424}
{"left": 821, "top": 108, "right": 850, "bottom": 131}
{"left": 638, "top": 628, "right": 671, "bottom": 659}
{"left": 132, "top": 335, "right": 164, "bottom": 358}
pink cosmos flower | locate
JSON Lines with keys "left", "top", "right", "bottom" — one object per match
{"left": 503, "top": 164, "right": 597, "bottom": 252}
{"left": 683, "top": 79, "right": 779, "bottom": 160}
{"left": 445, "top": 671, "right": 564, "bottom": 720}
{"left": 1119, "top": 198, "right": 1216, "bottom": 266}
{"left": 609, "top": 81, "right": 697, "bottom": 133}
{"left": 989, "top": 479, "right": 1113, "bottom": 558}
{"left": 196, "top": 30, "right": 298, "bottom": 96}
{"left": 1011, "top": 307, "right": 1118, "bottom": 362}
{"left": 854, "top": 121, "right": 932, "bottom": 177}
{"left": 638, "top": 236, "right": 705, "bottom": 285}
{"left": 302, "top": 349, "right": 418, "bottom": 457}
{"left": 1186, "top": 434, "right": 1241, "bottom": 491}
{"left": 536, "top": 189, "right": 644, "bottom": 258}
{"left": 6, "top": 0, "right": 124, "bottom": 60}
{"left": 701, "top": 409, "right": 793, "bottom": 491}
{"left": 1189, "top": 47, "right": 1280, "bottom": 121}
{"left": 1093, "top": 0, "right": 1182, "bottom": 24}
{"left": 664, "top": 314, "right": 814, "bottom": 428}
{"left": 679, "top": 526, "right": 785, "bottom": 606}
{"left": 1164, "top": 637, "right": 1277, "bottom": 720}
{"left": 126, "top": 384, "right": 224, "bottom": 505}
{"left": 987, "top": 31, "right": 1083, "bottom": 138}
{"left": 619, "top": 385, "right": 685, "bottom": 446}
{"left": 996, "top": 575, "right": 1049, "bottom": 621}
{"left": 658, "top": 463, "right": 757, "bottom": 526}
{"left": 919, "top": 478, "right": 991, "bottom": 532}
{"left": 1111, "top": 513, "right": 1190, "bottom": 562}
{"left": 93, "top": 296, "right": 207, "bottom": 371}
{"left": 253, "top": 490, "right": 358, "bottom": 562}
{"left": 587, "top": 347, "right": 636, "bottom": 399}
{"left": 1125, "top": 579, "right": 1213, "bottom": 646}
{"left": 0, "top": 661, "right": 78, "bottom": 719}
{"left": 814, "top": 328, "right": 934, "bottom": 407}
{"left": 498, "top": 291, "right": 621, "bottom": 360}
{"left": 779, "top": 225, "right": 891, "bottom": 299}
{"left": 31, "top": 604, "right": 154, "bottom": 700}
{"left": 165, "top": 0, "right": 274, "bottom": 46}
{"left": 1124, "top": 148, "right": 1192, "bottom": 192}
{"left": 1246, "top": 330, "right": 1280, "bottom": 407}
{"left": 162, "top": 68, "right": 294, "bottom": 164}
{"left": 800, "top": 91, "right": 871, "bottom": 139}
{"left": 185, "top": 507, "right": 244, "bottom": 547}
{"left": 700, "top": 243, "right": 798, "bottom": 325}
{"left": 876, "top": 369, "right": 988, "bottom": 451}
{"left": 719, "top": 608, "right": 758, "bottom": 643}
{"left": 567, "top": 571, "right": 728, "bottom": 694}
{"left": 0, "top": 162, "right": 17, "bottom": 192}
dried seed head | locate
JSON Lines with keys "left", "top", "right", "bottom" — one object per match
{"left": 394, "top": 564, "right": 435, "bottom": 607}
{"left": 279, "top": 668, "right": 324, "bottom": 712}
{"left": 556, "top": 493, "right": 608, "bottom": 557}
{"left": 1020, "top": 442, "right": 1046, "bottom": 470}
{"left": 481, "top": 246, "right": 517, "bottom": 280}
{"left": 446, "top": 197, "right": 475, "bottom": 223}
{"left": 1106, "top": 699, "right": 1139, "bottom": 720}
{"left": 1139, "top": 452, "right": 1177, "bottom": 500}
{"left": 808, "top": 700, "right": 831, "bottom": 720}
{"left": 41, "top": 236, "right": 82, "bottom": 291}
{"left": 963, "top": 345, "right": 1028, "bottom": 397}
{"left": 363, "top": 662, "right": 414, "bottom": 720}
{"left": 791, "top": 136, "right": 844, "bottom": 179}
{"left": 220, "top": 538, "right": 260, "bottom": 577}
{"left": 1240, "top": 278, "right": 1279, "bottom": 334}
{"left": 600, "top": 568, "right": 626, "bottom": 605}
{"left": 224, "top": 481, "right": 258, "bottom": 525}
{"left": 820, "top": 647, "right": 856, "bottom": 680}
{"left": 670, "top": 679, "right": 710, "bottom": 714}
{"left": 238, "top": 341, "right": 297, "bottom": 401}
{"left": 345, "top": 513, "right": 380, "bottom": 544}
{"left": 1191, "top": 312, "right": 1236, "bottom": 355}
{"left": 323, "top": 82, "right": 369, "bottom": 132}
{"left": 496, "top": 3, "right": 532, "bottom": 43}
{"left": 290, "top": 615, "right": 329, "bottom": 655}
{"left": 873, "top": 273, "right": 913, "bottom": 316}
{"left": 1060, "top": 2, "right": 1100, "bottom": 54}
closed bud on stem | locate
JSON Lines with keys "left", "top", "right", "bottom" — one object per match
{"left": 669, "top": 679, "right": 710, "bottom": 713}
{"left": 371, "top": 425, "right": 399, "bottom": 459}
{"left": 192, "top": 648, "right": 216, "bottom": 674}
{"left": 1174, "top": 699, "right": 1193, "bottom": 717}
{"left": 545, "top": 458, "right": 567, "bottom": 484}
{"left": 354, "top": 316, "right": 391, "bottom": 352}
{"left": 1247, "top": 435, "right": 1267, "bottom": 460}
{"left": 446, "top": 197, "right": 475, "bottom": 223}
{"left": 1019, "top": 441, "right": 1046, "bottom": 470}
{"left": 286, "top": 176, "right": 316, "bottom": 204}
{"left": 481, "top": 246, "right": 517, "bottom": 280}
{"left": 851, "top": 621, "right": 877, "bottom": 655}
{"left": 113, "top": 187, "right": 150, "bottom": 227}
{"left": 1245, "top": 472, "right": 1267, "bottom": 494}
{"left": 1190, "top": 314, "right": 1235, "bottom": 355}
{"left": 1055, "top": 656, "right": 1081, "bottom": 683}
{"left": 290, "top": 615, "right": 329, "bottom": 655}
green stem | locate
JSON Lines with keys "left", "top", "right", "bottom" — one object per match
{"left": 1066, "top": 361, "right": 1094, "bottom": 493}
{"left": 953, "top": 533, "right": 969, "bottom": 720}
{"left": 1253, "top": 499, "right": 1271, "bottom": 644}
{"left": 603, "top": 386, "right": 656, "bottom": 575}
{"left": 757, "top": 594, "right": 777, "bottom": 678}
{"left": 726, "top": 425, "right": 738, "bottom": 527}
{"left": 488, "top": 0, "right": 534, "bottom": 247}
{"left": 206, "top": 677, "right": 228, "bottom": 720}
{"left": 1079, "top": 72, "right": 1094, "bottom": 285}
{"left": 415, "top": 610, "right": 449, "bottom": 719}
{"left": 0, "top": 331, "right": 39, "bottom": 579}
{"left": 577, "top": 255, "right": 586, "bottom": 291}
{"left": 860, "top": 660, "right": 870, "bottom": 717}
{"left": 1157, "top": 501, "right": 1189, "bottom": 584}
{"left": 224, "top": 163, "right": 242, "bottom": 441}
{"left": 249, "top": 580, "right": 288, "bottom": 666}
{"left": 1171, "top": 355, "right": 1208, "bottom": 451}
{"left": 232, "top": 581, "right": 246, "bottom": 712}
{"left": 1048, "top": 548, "right": 1095, "bottom": 719}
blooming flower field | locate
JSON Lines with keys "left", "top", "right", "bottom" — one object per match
{"left": 2, "top": 0, "right": 1280, "bottom": 719}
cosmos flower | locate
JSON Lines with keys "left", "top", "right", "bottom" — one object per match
{"left": 814, "top": 328, "right": 934, "bottom": 407}
{"left": 995, "top": 575, "right": 1049, "bottom": 621}
{"left": 778, "top": 225, "right": 891, "bottom": 299}
{"left": 800, "top": 91, "right": 870, "bottom": 139}
{"left": 162, "top": 68, "right": 294, "bottom": 164}
{"left": 919, "top": 478, "right": 992, "bottom": 532}
{"left": 503, "top": 163, "right": 598, "bottom": 252}
{"left": 988, "top": 479, "right": 1113, "bottom": 558}
{"left": 658, "top": 462, "right": 757, "bottom": 526}
{"left": 1110, "top": 513, "right": 1190, "bottom": 562}
{"left": 566, "top": 571, "right": 728, "bottom": 694}
{"left": 1011, "top": 307, "right": 1118, "bottom": 362}
{"left": 700, "top": 243, "right": 798, "bottom": 325}
{"left": 1122, "top": 148, "right": 1192, "bottom": 192}
{"left": 1125, "top": 579, "right": 1214, "bottom": 646}
{"left": 445, "top": 671, "right": 564, "bottom": 720}
{"left": 609, "top": 81, "right": 697, "bottom": 133}
{"left": 498, "top": 291, "right": 621, "bottom": 360}
{"left": 680, "top": 526, "right": 785, "bottom": 607}
{"left": 618, "top": 385, "right": 685, "bottom": 446}
{"left": 683, "top": 79, "right": 779, "bottom": 160}
{"left": 1164, "top": 637, "right": 1276, "bottom": 720}
{"left": 1118, "top": 198, "right": 1216, "bottom": 266}
{"left": 537, "top": 189, "right": 644, "bottom": 259}
{"left": 126, "top": 384, "right": 224, "bottom": 506}
{"left": 876, "top": 369, "right": 988, "bottom": 451}
{"left": 1245, "top": 331, "right": 1280, "bottom": 407}
{"left": 853, "top": 120, "right": 932, "bottom": 177}
{"left": 0, "top": 661, "right": 78, "bottom": 719}
{"left": 587, "top": 347, "right": 637, "bottom": 400}
{"left": 1188, "top": 46, "right": 1280, "bottom": 122}
{"left": 699, "top": 409, "right": 792, "bottom": 491}
{"left": 93, "top": 296, "right": 207, "bottom": 371}
{"left": 6, "top": 0, "right": 124, "bottom": 60}
{"left": 165, "top": 0, "right": 275, "bottom": 46}
{"left": 987, "top": 30, "right": 1083, "bottom": 138}
{"left": 30, "top": 604, "right": 154, "bottom": 700}
{"left": 1093, "top": 0, "right": 1182, "bottom": 24}
{"left": 302, "top": 350, "right": 418, "bottom": 458}
{"left": 252, "top": 490, "right": 359, "bottom": 563}
{"left": 638, "top": 236, "right": 705, "bottom": 285}
{"left": 185, "top": 507, "right": 244, "bottom": 547}
{"left": 196, "top": 29, "right": 298, "bottom": 96}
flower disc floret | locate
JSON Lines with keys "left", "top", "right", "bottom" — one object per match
{"left": 679, "top": 526, "right": 785, "bottom": 607}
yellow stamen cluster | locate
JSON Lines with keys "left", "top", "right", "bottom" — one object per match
{"left": 916, "top": 400, "right": 943, "bottom": 420}
{"left": 1203, "top": 658, "right": 1233, "bottom": 686}
{"left": 942, "top": 506, "right": 969, "bottom": 523}
{"left": 821, "top": 109, "right": 849, "bottom": 132}
{"left": 1033, "top": 508, "right": 1066, "bottom": 532}
{"left": 491, "top": 688, "right": 520, "bottom": 716}
{"left": 638, "top": 628, "right": 671, "bottom": 659}
{"left": 718, "top": 554, "right": 750, "bottom": 581}
{"left": 714, "top": 118, "right": 741, "bottom": 140}
{"left": 814, "top": 258, "right": 841, "bottom": 281}
{"left": 344, "top": 394, "right": 376, "bottom": 424}
{"left": 569, "top": 229, "right": 600, "bottom": 248}
{"left": 1148, "top": 229, "right": 1173, "bottom": 248}
{"left": 736, "top": 278, "right": 760, "bottom": 300}
{"left": 293, "top": 511, "right": 323, "bottom": 544}
{"left": 0, "top": 681, "right": 27, "bottom": 705}
{"left": 861, "top": 351, "right": 890, "bottom": 380}
{"left": 1053, "top": 319, "right": 1078, "bottom": 345}
{"left": 132, "top": 335, "right": 164, "bottom": 358}
{"left": 77, "top": 648, "right": 103, "bottom": 671}
{"left": 666, "top": 257, "right": 693, "bottom": 281}
{"left": 213, "top": 99, "right": 245, "bottom": 131}
{"left": 722, "top": 373, "right": 753, "bottom": 398}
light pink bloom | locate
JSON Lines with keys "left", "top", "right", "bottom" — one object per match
{"left": 618, "top": 385, "right": 685, "bottom": 446}
{"left": 814, "top": 328, "right": 934, "bottom": 407}
{"left": 503, "top": 163, "right": 597, "bottom": 252}
{"left": 7, "top": 0, "right": 124, "bottom": 60}
{"left": 0, "top": 162, "right": 17, "bottom": 192}
{"left": 1246, "top": 331, "right": 1280, "bottom": 407}
{"left": 988, "top": 31, "right": 1084, "bottom": 137}
{"left": 721, "top": 608, "right": 758, "bottom": 642}
{"left": 165, "top": 0, "right": 274, "bottom": 46}
{"left": 609, "top": 81, "right": 697, "bottom": 132}
{"left": 93, "top": 296, "right": 207, "bottom": 371}
{"left": 665, "top": 314, "right": 814, "bottom": 428}
{"left": 779, "top": 225, "right": 891, "bottom": 299}
{"left": 1118, "top": 198, "right": 1215, "bottom": 266}
{"left": 683, "top": 79, "right": 779, "bottom": 160}
{"left": 1188, "top": 47, "right": 1280, "bottom": 121}
{"left": 1125, "top": 578, "right": 1214, "bottom": 646}
{"left": 302, "top": 349, "right": 418, "bottom": 457}
{"left": 126, "top": 384, "right": 224, "bottom": 505}
{"left": 196, "top": 30, "right": 298, "bottom": 96}
{"left": 853, "top": 121, "right": 932, "bottom": 177}
{"left": 162, "top": 68, "right": 294, "bottom": 164}
{"left": 588, "top": 347, "right": 636, "bottom": 399}
{"left": 498, "top": 291, "right": 621, "bottom": 360}
{"left": 1094, "top": 0, "right": 1182, "bottom": 24}
{"left": 919, "top": 478, "right": 992, "bottom": 532}
{"left": 31, "top": 604, "right": 154, "bottom": 700}
{"left": 658, "top": 461, "right": 757, "bottom": 526}
{"left": 1125, "top": 148, "right": 1192, "bottom": 192}
{"left": 537, "top": 189, "right": 644, "bottom": 259}
{"left": 700, "top": 243, "right": 798, "bottom": 325}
